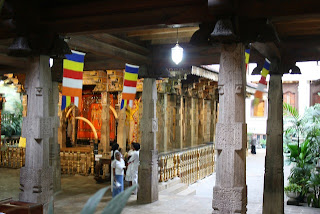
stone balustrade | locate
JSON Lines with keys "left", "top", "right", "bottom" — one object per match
{"left": 159, "top": 143, "right": 214, "bottom": 185}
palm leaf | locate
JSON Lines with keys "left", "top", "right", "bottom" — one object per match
{"left": 80, "top": 187, "right": 110, "bottom": 214}
{"left": 101, "top": 185, "right": 138, "bottom": 214}
{"left": 283, "top": 103, "right": 299, "bottom": 119}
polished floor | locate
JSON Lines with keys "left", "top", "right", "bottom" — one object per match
{"left": 0, "top": 149, "right": 319, "bottom": 213}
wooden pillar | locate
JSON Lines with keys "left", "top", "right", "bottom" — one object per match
{"left": 198, "top": 98, "right": 204, "bottom": 145}
{"left": 100, "top": 92, "right": 110, "bottom": 154}
{"left": 57, "top": 93, "right": 66, "bottom": 148}
{"left": 163, "top": 93, "right": 168, "bottom": 152}
{"left": 175, "top": 95, "right": 183, "bottom": 149}
{"left": 210, "top": 98, "right": 217, "bottom": 142}
{"left": 191, "top": 97, "right": 199, "bottom": 146}
{"left": 117, "top": 108, "right": 126, "bottom": 152}
{"left": 49, "top": 82, "right": 61, "bottom": 193}
{"left": 185, "top": 96, "right": 192, "bottom": 147}
{"left": 262, "top": 74, "right": 284, "bottom": 214}
{"left": 137, "top": 78, "right": 158, "bottom": 203}
{"left": 19, "top": 56, "right": 53, "bottom": 212}
{"left": 212, "top": 43, "right": 247, "bottom": 213}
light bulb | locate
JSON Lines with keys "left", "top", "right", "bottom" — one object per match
{"left": 171, "top": 43, "right": 183, "bottom": 65}
{"left": 49, "top": 58, "right": 54, "bottom": 68}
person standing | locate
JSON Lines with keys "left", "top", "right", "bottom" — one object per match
{"left": 125, "top": 143, "right": 135, "bottom": 186}
{"left": 110, "top": 143, "right": 119, "bottom": 193}
{"left": 127, "top": 143, "right": 140, "bottom": 194}
{"left": 112, "top": 151, "right": 126, "bottom": 197}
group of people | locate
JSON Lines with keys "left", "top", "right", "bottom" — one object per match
{"left": 110, "top": 142, "right": 140, "bottom": 197}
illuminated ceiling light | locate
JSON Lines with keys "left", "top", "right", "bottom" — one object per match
{"left": 171, "top": 28, "right": 183, "bottom": 65}
{"left": 49, "top": 58, "right": 54, "bottom": 68}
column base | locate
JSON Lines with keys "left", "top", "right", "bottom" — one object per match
{"left": 137, "top": 150, "right": 158, "bottom": 204}
{"left": 19, "top": 166, "right": 53, "bottom": 204}
{"left": 212, "top": 186, "right": 247, "bottom": 214}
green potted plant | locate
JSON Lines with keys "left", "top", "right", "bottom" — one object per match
{"left": 284, "top": 183, "right": 302, "bottom": 199}
{"left": 307, "top": 172, "right": 320, "bottom": 208}
{"left": 260, "top": 139, "right": 266, "bottom": 148}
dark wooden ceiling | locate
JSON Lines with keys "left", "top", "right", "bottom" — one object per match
{"left": 1, "top": 0, "right": 320, "bottom": 76}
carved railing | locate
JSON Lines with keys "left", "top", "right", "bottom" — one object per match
{"left": 159, "top": 143, "right": 214, "bottom": 185}
{"left": 60, "top": 146, "right": 94, "bottom": 176}
{"left": 0, "top": 139, "right": 25, "bottom": 168}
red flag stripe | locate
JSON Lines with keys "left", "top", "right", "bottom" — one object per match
{"left": 71, "top": 96, "right": 75, "bottom": 103}
{"left": 63, "top": 69, "right": 83, "bottom": 80}
{"left": 123, "top": 80, "right": 137, "bottom": 87}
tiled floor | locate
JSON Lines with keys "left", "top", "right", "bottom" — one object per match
{"left": 0, "top": 149, "right": 319, "bottom": 213}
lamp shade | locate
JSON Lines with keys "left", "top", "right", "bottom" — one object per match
{"left": 171, "top": 43, "right": 183, "bottom": 65}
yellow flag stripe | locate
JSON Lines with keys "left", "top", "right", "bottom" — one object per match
{"left": 124, "top": 72, "right": 138, "bottom": 81}
{"left": 64, "top": 59, "right": 84, "bottom": 72}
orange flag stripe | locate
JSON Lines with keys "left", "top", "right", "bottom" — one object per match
{"left": 122, "top": 93, "right": 136, "bottom": 100}
{"left": 62, "top": 87, "right": 83, "bottom": 98}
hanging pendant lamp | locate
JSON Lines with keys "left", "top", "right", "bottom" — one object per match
{"left": 171, "top": 28, "right": 184, "bottom": 65}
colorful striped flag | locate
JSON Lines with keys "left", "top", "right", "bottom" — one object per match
{"left": 245, "top": 49, "right": 250, "bottom": 71}
{"left": 254, "top": 58, "right": 270, "bottom": 105}
{"left": 61, "top": 50, "right": 86, "bottom": 110}
{"left": 120, "top": 64, "right": 139, "bottom": 109}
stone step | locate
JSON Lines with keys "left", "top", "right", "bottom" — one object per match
{"left": 159, "top": 183, "right": 188, "bottom": 195}
{"left": 177, "top": 187, "right": 196, "bottom": 196}
{"left": 158, "top": 177, "right": 182, "bottom": 192}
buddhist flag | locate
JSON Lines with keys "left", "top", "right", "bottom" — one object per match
{"left": 245, "top": 49, "right": 250, "bottom": 71}
{"left": 254, "top": 58, "right": 270, "bottom": 105}
{"left": 61, "top": 50, "right": 86, "bottom": 110}
{"left": 120, "top": 64, "right": 139, "bottom": 109}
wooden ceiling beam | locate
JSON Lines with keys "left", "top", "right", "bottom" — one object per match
{"left": 237, "top": 0, "right": 320, "bottom": 18}
{"left": 0, "top": 65, "right": 26, "bottom": 75}
{"left": 67, "top": 36, "right": 150, "bottom": 65}
{"left": 43, "top": 4, "right": 211, "bottom": 34}
{"left": 251, "top": 42, "right": 281, "bottom": 63}
{"left": 127, "top": 27, "right": 199, "bottom": 37}
{"left": 88, "top": 34, "right": 150, "bottom": 56}
{"left": 0, "top": 54, "right": 30, "bottom": 69}
{"left": 138, "top": 31, "right": 195, "bottom": 41}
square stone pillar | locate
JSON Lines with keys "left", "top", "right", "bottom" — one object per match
{"left": 49, "top": 82, "right": 61, "bottom": 193}
{"left": 137, "top": 78, "right": 158, "bottom": 203}
{"left": 212, "top": 43, "right": 247, "bottom": 213}
{"left": 20, "top": 56, "right": 53, "bottom": 212}
{"left": 263, "top": 74, "right": 284, "bottom": 214}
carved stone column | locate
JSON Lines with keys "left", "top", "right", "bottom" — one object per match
{"left": 137, "top": 78, "right": 158, "bottom": 203}
{"left": 49, "top": 82, "right": 61, "bottom": 193}
{"left": 212, "top": 43, "right": 247, "bottom": 213}
{"left": 100, "top": 92, "right": 110, "bottom": 154}
{"left": 20, "top": 56, "right": 53, "bottom": 212}
{"left": 262, "top": 74, "right": 284, "bottom": 214}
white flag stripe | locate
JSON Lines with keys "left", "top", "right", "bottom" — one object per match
{"left": 129, "top": 100, "right": 133, "bottom": 107}
{"left": 62, "top": 77, "right": 83, "bottom": 89}
{"left": 122, "top": 86, "right": 137, "bottom": 94}
{"left": 71, "top": 50, "right": 86, "bottom": 56}
{"left": 126, "top": 63, "right": 140, "bottom": 69}
{"left": 74, "top": 97, "right": 79, "bottom": 107}
{"left": 257, "top": 83, "right": 267, "bottom": 91}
